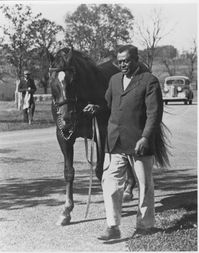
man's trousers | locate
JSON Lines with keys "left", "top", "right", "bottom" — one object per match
{"left": 102, "top": 153, "right": 155, "bottom": 229}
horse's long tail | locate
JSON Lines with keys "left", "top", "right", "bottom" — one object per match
{"left": 154, "top": 122, "right": 172, "bottom": 169}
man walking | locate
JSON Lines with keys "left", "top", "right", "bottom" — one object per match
{"left": 99, "top": 45, "right": 169, "bottom": 240}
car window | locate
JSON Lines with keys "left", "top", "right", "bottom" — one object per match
{"left": 166, "top": 79, "right": 184, "bottom": 85}
{"left": 185, "top": 79, "right": 190, "bottom": 85}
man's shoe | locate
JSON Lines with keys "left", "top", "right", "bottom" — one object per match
{"left": 98, "top": 226, "right": 121, "bottom": 241}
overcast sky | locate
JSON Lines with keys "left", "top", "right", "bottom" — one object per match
{"left": 0, "top": 0, "right": 198, "bottom": 52}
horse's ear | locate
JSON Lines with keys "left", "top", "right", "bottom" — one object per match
{"left": 70, "top": 45, "right": 74, "bottom": 51}
{"left": 67, "top": 45, "right": 73, "bottom": 63}
{"left": 49, "top": 53, "right": 55, "bottom": 64}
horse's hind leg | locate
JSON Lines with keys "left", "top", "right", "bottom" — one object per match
{"left": 123, "top": 163, "right": 136, "bottom": 202}
{"left": 95, "top": 130, "right": 106, "bottom": 181}
{"left": 56, "top": 131, "right": 75, "bottom": 226}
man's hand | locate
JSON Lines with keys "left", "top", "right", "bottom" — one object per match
{"left": 134, "top": 137, "right": 149, "bottom": 156}
{"left": 83, "top": 104, "right": 100, "bottom": 115}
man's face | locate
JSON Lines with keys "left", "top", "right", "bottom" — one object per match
{"left": 117, "top": 50, "right": 137, "bottom": 77}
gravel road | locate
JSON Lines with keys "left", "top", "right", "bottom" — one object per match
{"left": 0, "top": 102, "right": 197, "bottom": 251}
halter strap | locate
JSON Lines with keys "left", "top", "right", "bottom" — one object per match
{"left": 49, "top": 67, "right": 75, "bottom": 73}
{"left": 84, "top": 116, "right": 101, "bottom": 219}
{"left": 49, "top": 67, "right": 62, "bottom": 72}
{"left": 53, "top": 98, "right": 76, "bottom": 107}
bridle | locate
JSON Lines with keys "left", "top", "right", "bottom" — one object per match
{"left": 52, "top": 99, "right": 78, "bottom": 142}
{"left": 49, "top": 67, "right": 78, "bottom": 142}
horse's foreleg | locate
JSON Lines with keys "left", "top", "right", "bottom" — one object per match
{"left": 56, "top": 130, "right": 75, "bottom": 226}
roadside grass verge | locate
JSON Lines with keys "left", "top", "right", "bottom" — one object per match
{"left": 0, "top": 101, "right": 55, "bottom": 132}
{"left": 127, "top": 191, "right": 197, "bottom": 251}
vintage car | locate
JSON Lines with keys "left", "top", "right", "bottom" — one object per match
{"left": 162, "top": 76, "right": 194, "bottom": 105}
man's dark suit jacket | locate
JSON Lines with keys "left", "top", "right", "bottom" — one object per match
{"left": 105, "top": 64, "right": 163, "bottom": 155}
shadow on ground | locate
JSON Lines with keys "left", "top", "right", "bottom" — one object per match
{"left": 157, "top": 190, "right": 197, "bottom": 232}
{"left": 0, "top": 166, "right": 197, "bottom": 212}
{"left": 157, "top": 190, "right": 197, "bottom": 212}
{"left": 153, "top": 168, "right": 197, "bottom": 192}
{"left": 0, "top": 174, "right": 102, "bottom": 210}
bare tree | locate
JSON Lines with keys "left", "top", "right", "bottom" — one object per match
{"left": 162, "top": 58, "right": 176, "bottom": 76}
{"left": 183, "top": 39, "right": 197, "bottom": 82}
{"left": 160, "top": 45, "right": 178, "bottom": 76}
{"left": 135, "top": 8, "right": 172, "bottom": 70}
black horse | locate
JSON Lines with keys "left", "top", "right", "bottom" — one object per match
{"left": 49, "top": 47, "right": 136, "bottom": 225}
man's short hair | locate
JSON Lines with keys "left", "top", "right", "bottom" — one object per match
{"left": 117, "top": 45, "right": 138, "bottom": 61}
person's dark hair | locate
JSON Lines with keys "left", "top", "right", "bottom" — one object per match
{"left": 117, "top": 45, "right": 138, "bottom": 61}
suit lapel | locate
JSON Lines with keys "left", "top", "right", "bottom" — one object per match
{"left": 115, "top": 73, "right": 124, "bottom": 94}
{"left": 121, "top": 74, "right": 142, "bottom": 95}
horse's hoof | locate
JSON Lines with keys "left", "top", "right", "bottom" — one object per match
{"left": 56, "top": 214, "right": 71, "bottom": 226}
{"left": 123, "top": 192, "right": 133, "bottom": 202}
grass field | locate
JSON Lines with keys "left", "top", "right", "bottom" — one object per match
{"left": 0, "top": 100, "right": 55, "bottom": 131}
{"left": 127, "top": 197, "right": 197, "bottom": 251}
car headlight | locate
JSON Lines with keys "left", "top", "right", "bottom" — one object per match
{"left": 177, "top": 86, "right": 182, "bottom": 92}
{"left": 164, "top": 87, "right": 169, "bottom": 93}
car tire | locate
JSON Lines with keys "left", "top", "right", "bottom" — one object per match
{"left": 189, "top": 100, "right": 192, "bottom": 105}
{"left": 184, "top": 101, "right": 188, "bottom": 105}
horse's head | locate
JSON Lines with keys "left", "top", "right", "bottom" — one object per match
{"left": 49, "top": 46, "right": 110, "bottom": 141}
{"left": 49, "top": 47, "right": 78, "bottom": 140}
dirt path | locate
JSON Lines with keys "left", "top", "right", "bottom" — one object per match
{"left": 0, "top": 103, "right": 197, "bottom": 251}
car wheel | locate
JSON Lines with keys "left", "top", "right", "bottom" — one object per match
{"left": 189, "top": 100, "right": 192, "bottom": 105}
{"left": 184, "top": 101, "right": 188, "bottom": 105}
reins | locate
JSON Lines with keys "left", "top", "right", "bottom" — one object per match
{"left": 84, "top": 116, "right": 101, "bottom": 219}
{"left": 52, "top": 99, "right": 77, "bottom": 141}
{"left": 53, "top": 98, "right": 76, "bottom": 107}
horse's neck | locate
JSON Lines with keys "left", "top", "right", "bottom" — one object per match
{"left": 98, "top": 60, "right": 120, "bottom": 82}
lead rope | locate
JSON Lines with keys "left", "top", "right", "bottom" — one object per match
{"left": 84, "top": 116, "right": 101, "bottom": 218}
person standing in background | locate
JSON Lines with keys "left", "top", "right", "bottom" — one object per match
{"left": 18, "top": 70, "right": 37, "bottom": 124}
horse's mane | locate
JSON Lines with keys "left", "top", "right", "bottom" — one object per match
{"left": 54, "top": 48, "right": 116, "bottom": 103}
{"left": 55, "top": 48, "right": 100, "bottom": 79}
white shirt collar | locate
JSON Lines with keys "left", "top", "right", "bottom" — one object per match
{"left": 122, "top": 66, "right": 140, "bottom": 91}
